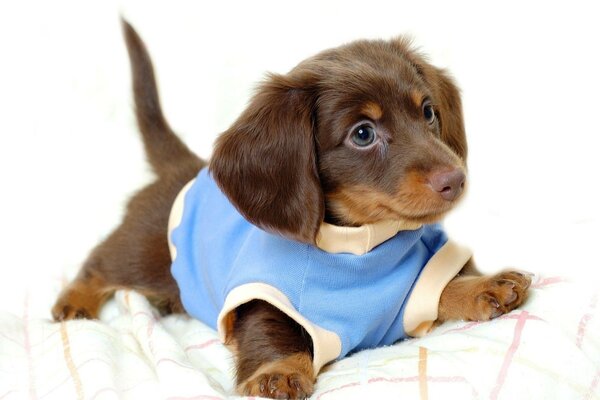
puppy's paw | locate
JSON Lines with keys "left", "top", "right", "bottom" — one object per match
{"left": 241, "top": 371, "right": 313, "bottom": 399}
{"left": 52, "top": 303, "right": 93, "bottom": 321}
{"left": 474, "top": 271, "right": 531, "bottom": 320}
{"left": 51, "top": 285, "right": 103, "bottom": 321}
{"left": 238, "top": 354, "right": 314, "bottom": 399}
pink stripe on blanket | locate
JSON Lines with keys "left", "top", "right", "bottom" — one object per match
{"left": 441, "top": 321, "right": 483, "bottom": 334}
{"left": 185, "top": 339, "right": 220, "bottom": 352}
{"left": 490, "top": 310, "right": 529, "bottom": 400}
{"left": 133, "top": 310, "right": 158, "bottom": 355}
{"left": 576, "top": 293, "right": 598, "bottom": 349}
{"left": 500, "top": 313, "right": 543, "bottom": 321}
{"left": 316, "top": 382, "right": 361, "bottom": 399}
{"left": 441, "top": 312, "right": 542, "bottom": 335}
{"left": 531, "top": 276, "right": 567, "bottom": 288}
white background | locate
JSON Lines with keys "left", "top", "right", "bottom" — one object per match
{"left": 1, "top": 0, "right": 599, "bottom": 317}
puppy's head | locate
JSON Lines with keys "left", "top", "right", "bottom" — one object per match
{"left": 210, "top": 38, "right": 467, "bottom": 244}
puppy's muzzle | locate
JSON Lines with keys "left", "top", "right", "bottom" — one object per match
{"left": 427, "top": 168, "right": 466, "bottom": 201}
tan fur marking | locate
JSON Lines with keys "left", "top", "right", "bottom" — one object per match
{"left": 437, "top": 271, "right": 531, "bottom": 322}
{"left": 328, "top": 170, "right": 461, "bottom": 226}
{"left": 361, "top": 101, "right": 383, "bottom": 120}
{"left": 238, "top": 352, "right": 314, "bottom": 397}
{"left": 411, "top": 89, "right": 424, "bottom": 108}
{"left": 52, "top": 274, "right": 114, "bottom": 320}
{"left": 222, "top": 311, "right": 237, "bottom": 345}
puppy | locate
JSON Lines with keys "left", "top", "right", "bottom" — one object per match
{"left": 52, "top": 21, "right": 531, "bottom": 399}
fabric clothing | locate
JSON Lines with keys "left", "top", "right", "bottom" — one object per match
{"left": 169, "top": 168, "right": 472, "bottom": 373}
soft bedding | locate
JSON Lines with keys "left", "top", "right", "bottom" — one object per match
{"left": 1, "top": 2, "right": 600, "bottom": 399}
{"left": 1, "top": 275, "right": 598, "bottom": 399}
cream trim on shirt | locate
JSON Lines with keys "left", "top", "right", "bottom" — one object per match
{"left": 402, "top": 240, "right": 472, "bottom": 337}
{"left": 218, "top": 283, "right": 342, "bottom": 375}
{"left": 316, "top": 219, "right": 423, "bottom": 255}
{"left": 168, "top": 179, "right": 195, "bottom": 259}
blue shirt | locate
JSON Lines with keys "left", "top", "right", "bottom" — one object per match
{"left": 170, "top": 168, "right": 454, "bottom": 363}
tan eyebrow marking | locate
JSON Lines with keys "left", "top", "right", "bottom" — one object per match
{"left": 361, "top": 101, "right": 383, "bottom": 120}
{"left": 410, "top": 89, "right": 424, "bottom": 108}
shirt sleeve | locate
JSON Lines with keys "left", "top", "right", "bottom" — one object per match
{"left": 402, "top": 239, "right": 473, "bottom": 337}
{"left": 217, "top": 283, "right": 343, "bottom": 375}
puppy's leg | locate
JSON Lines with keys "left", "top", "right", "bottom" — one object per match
{"left": 52, "top": 245, "right": 182, "bottom": 321}
{"left": 437, "top": 260, "right": 531, "bottom": 322}
{"left": 232, "top": 300, "right": 314, "bottom": 399}
{"left": 52, "top": 175, "right": 196, "bottom": 321}
{"left": 52, "top": 257, "right": 115, "bottom": 320}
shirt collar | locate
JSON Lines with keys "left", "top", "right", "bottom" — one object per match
{"left": 315, "top": 219, "right": 423, "bottom": 255}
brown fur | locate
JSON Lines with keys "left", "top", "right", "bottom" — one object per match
{"left": 52, "top": 20, "right": 530, "bottom": 399}
{"left": 233, "top": 301, "right": 314, "bottom": 397}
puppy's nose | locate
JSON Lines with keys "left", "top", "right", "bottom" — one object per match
{"left": 427, "top": 168, "right": 466, "bottom": 201}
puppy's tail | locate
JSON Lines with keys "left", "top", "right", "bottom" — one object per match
{"left": 121, "top": 18, "right": 204, "bottom": 176}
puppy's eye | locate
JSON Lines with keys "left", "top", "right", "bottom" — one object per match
{"left": 422, "top": 100, "right": 436, "bottom": 124}
{"left": 351, "top": 124, "right": 377, "bottom": 147}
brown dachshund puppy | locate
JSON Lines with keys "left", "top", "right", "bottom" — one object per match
{"left": 52, "top": 21, "right": 530, "bottom": 399}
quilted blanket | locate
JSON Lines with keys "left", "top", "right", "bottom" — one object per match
{"left": 1, "top": 2, "right": 599, "bottom": 399}
{"left": 1, "top": 275, "right": 598, "bottom": 399}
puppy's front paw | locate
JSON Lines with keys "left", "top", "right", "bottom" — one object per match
{"left": 237, "top": 354, "right": 314, "bottom": 399}
{"left": 241, "top": 371, "right": 313, "bottom": 399}
{"left": 475, "top": 271, "right": 531, "bottom": 320}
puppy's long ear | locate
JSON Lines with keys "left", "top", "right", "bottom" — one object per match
{"left": 210, "top": 73, "right": 323, "bottom": 244}
{"left": 427, "top": 67, "right": 468, "bottom": 161}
